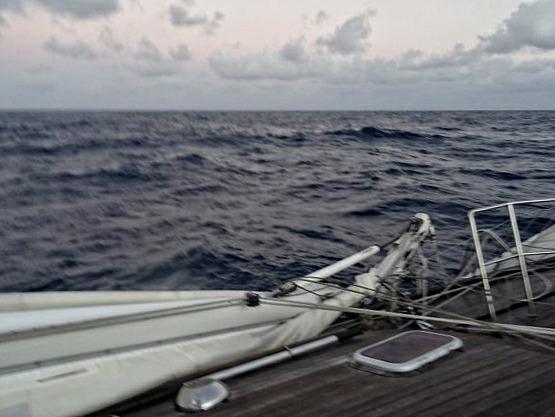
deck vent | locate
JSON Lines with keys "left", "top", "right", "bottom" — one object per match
{"left": 353, "top": 331, "right": 462, "bottom": 374}
{"left": 175, "top": 378, "right": 229, "bottom": 412}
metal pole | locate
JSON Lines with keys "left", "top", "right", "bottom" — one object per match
{"left": 308, "top": 245, "right": 380, "bottom": 279}
{"left": 468, "top": 211, "right": 497, "bottom": 320}
{"left": 208, "top": 335, "right": 339, "bottom": 380}
{"left": 507, "top": 204, "right": 536, "bottom": 316}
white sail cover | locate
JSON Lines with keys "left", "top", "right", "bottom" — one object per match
{"left": 0, "top": 272, "right": 377, "bottom": 417}
{"left": 0, "top": 213, "right": 433, "bottom": 417}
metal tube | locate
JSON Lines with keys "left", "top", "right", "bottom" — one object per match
{"left": 507, "top": 204, "right": 536, "bottom": 316}
{"left": 468, "top": 212, "right": 497, "bottom": 320}
{"left": 208, "top": 335, "right": 339, "bottom": 380}
{"left": 307, "top": 245, "right": 380, "bottom": 279}
{"left": 469, "top": 197, "right": 555, "bottom": 214}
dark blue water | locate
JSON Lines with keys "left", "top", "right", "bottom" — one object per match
{"left": 1, "top": 111, "right": 554, "bottom": 292}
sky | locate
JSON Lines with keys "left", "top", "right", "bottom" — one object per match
{"left": 0, "top": 0, "right": 554, "bottom": 110}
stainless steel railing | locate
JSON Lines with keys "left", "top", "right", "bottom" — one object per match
{"left": 468, "top": 198, "right": 555, "bottom": 320}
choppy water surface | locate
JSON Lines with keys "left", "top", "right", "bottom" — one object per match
{"left": 1, "top": 111, "right": 554, "bottom": 291}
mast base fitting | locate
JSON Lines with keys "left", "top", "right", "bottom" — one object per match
{"left": 245, "top": 292, "right": 260, "bottom": 307}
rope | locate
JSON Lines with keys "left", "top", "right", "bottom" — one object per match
{"left": 0, "top": 297, "right": 246, "bottom": 342}
{"left": 291, "top": 276, "right": 555, "bottom": 344}
{"left": 258, "top": 296, "right": 555, "bottom": 338}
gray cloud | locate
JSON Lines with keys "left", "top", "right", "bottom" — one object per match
{"left": 514, "top": 58, "right": 555, "bottom": 73}
{"left": 169, "top": 4, "right": 205, "bottom": 26}
{"left": 21, "top": 80, "right": 54, "bottom": 91}
{"left": 43, "top": 36, "right": 97, "bottom": 60}
{"left": 0, "top": 0, "right": 22, "bottom": 16}
{"left": 133, "top": 63, "right": 181, "bottom": 78}
{"left": 280, "top": 37, "right": 307, "bottom": 63}
{"left": 25, "top": 65, "right": 52, "bottom": 73}
{"left": 208, "top": 3, "right": 555, "bottom": 91}
{"left": 133, "top": 37, "right": 163, "bottom": 62}
{"left": 0, "top": 0, "right": 120, "bottom": 19}
{"left": 208, "top": 48, "right": 423, "bottom": 84}
{"left": 479, "top": 0, "right": 555, "bottom": 53}
{"left": 0, "top": 0, "right": 22, "bottom": 11}
{"left": 1, "top": 0, "right": 119, "bottom": 28}
{"left": 169, "top": 3, "right": 224, "bottom": 34}
{"left": 208, "top": 36, "right": 555, "bottom": 98}
{"left": 209, "top": 51, "right": 326, "bottom": 81}
{"left": 317, "top": 10, "right": 374, "bottom": 55}
{"left": 205, "top": 10, "right": 224, "bottom": 34}
{"left": 314, "top": 10, "right": 328, "bottom": 25}
{"left": 0, "top": 0, "right": 21, "bottom": 11}
{"left": 399, "top": 44, "right": 481, "bottom": 71}
{"left": 169, "top": 43, "right": 192, "bottom": 61}
{"left": 35, "top": 0, "right": 119, "bottom": 19}
{"left": 0, "top": 0, "right": 23, "bottom": 26}
{"left": 130, "top": 39, "right": 190, "bottom": 79}
{"left": 99, "top": 26, "right": 124, "bottom": 52}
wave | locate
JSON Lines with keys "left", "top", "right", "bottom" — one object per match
{"left": 344, "top": 206, "right": 382, "bottom": 217}
{"left": 459, "top": 168, "right": 526, "bottom": 181}
{"left": 327, "top": 125, "right": 446, "bottom": 141}
{"left": 1, "top": 111, "right": 554, "bottom": 292}
{"left": 52, "top": 165, "right": 168, "bottom": 183}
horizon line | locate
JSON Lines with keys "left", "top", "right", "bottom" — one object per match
{"left": 1, "top": 108, "right": 555, "bottom": 112}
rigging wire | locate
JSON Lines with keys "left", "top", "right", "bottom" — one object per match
{"left": 258, "top": 296, "right": 555, "bottom": 344}
{"left": 291, "top": 275, "right": 555, "bottom": 346}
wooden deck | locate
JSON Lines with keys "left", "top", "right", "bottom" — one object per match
{"left": 92, "top": 265, "right": 555, "bottom": 417}
{"left": 108, "top": 328, "right": 555, "bottom": 417}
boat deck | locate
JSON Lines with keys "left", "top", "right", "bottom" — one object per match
{"left": 109, "top": 326, "right": 555, "bottom": 417}
{"left": 91, "top": 267, "right": 555, "bottom": 417}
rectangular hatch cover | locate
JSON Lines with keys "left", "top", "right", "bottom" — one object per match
{"left": 353, "top": 331, "right": 463, "bottom": 374}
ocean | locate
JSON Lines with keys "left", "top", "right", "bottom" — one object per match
{"left": 1, "top": 111, "right": 554, "bottom": 292}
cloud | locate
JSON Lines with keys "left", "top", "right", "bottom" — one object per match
{"left": 133, "top": 37, "right": 163, "bottom": 62}
{"left": 132, "top": 62, "right": 181, "bottom": 78}
{"left": 209, "top": 50, "right": 327, "bottom": 81}
{"left": 514, "top": 58, "right": 555, "bottom": 73}
{"left": 169, "top": 43, "right": 192, "bottom": 61}
{"left": 21, "top": 80, "right": 54, "bottom": 91}
{"left": 168, "top": 2, "right": 224, "bottom": 34}
{"left": 317, "top": 10, "right": 374, "bottom": 55}
{"left": 207, "top": 3, "right": 555, "bottom": 90}
{"left": 25, "top": 65, "right": 51, "bottom": 73}
{"left": 314, "top": 10, "right": 328, "bottom": 25}
{"left": 99, "top": 26, "right": 124, "bottom": 52}
{"left": 208, "top": 48, "right": 441, "bottom": 85}
{"left": 0, "top": 0, "right": 23, "bottom": 15}
{"left": 205, "top": 10, "right": 224, "bottom": 34}
{"left": 399, "top": 43, "right": 481, "bottom": 70}
{"left": 0, "top": 0, "right": 23, "bottom": 26}
{"left": 0, "top": 0, "right": 22, "bottom": 11}
{"left": 208, "top": 35, "right": 555, "bottom": 96}
{"left": 130, "top": 39, "right": 190, "bottom": 78}
{"left": 35, "top": 0, "right": 119, "bottom": 19}
{"left": 1, "top": 0, "right": 119, "bottom": 28}
{"left": 479, "top": 0, "right": 555, "bottom": 53}
{"left": 43, "top": 36, "right": 97, "bottom": 60}
{"left": 169, "top": 4, "right": 204, "bottom": 26}
{"left": 279, "top": 36, "right": 308, "bottom": 63}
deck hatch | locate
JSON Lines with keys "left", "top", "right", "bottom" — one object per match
{"left": 353, "top": 331, "right": 462, "bottom": 373}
